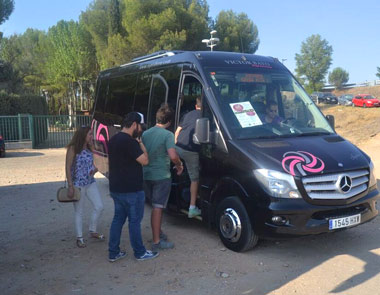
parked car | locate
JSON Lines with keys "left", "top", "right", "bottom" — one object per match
{"left": 0, "top": 134, "right": 5, "bottom": 157}
{"left": 321, "top": 92, "right": 338, "bottom": 104}
{"left": 338, "top": 94, "right": 354, "bottom": 106}
{"left": 310, "top": 92, "right": 338, "bottom": 104}
{"left": 352, "top": 94, "right": 380, "bottom": 108}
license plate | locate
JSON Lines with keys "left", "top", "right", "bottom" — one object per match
{"left": 329, "top": 214, "right": 361, "bottom": 230}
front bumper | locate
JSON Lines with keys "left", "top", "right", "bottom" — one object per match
{"left": 253, "top": 187, "right": 379, "bottom": 238}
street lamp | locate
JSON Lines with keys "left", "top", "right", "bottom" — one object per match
{"left": 202, "top": 30, "right": 219, "bottom": 51}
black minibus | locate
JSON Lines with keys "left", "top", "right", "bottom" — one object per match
{"left": 92, "top": 51, "right": 379, "bottom": 252}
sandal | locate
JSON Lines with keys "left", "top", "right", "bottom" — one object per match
{"left": 76, "top": 237, "right": 86, "bottom": 248}
{"left": 90, "top": 232, "right": 105, "bottom": 241}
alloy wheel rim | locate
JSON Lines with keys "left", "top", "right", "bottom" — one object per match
{"left": 219, "top": 208, "right": 242, "bottom": 242}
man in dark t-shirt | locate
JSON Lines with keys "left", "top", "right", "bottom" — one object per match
{"left": 108, "top": 112, "right": 158, "bottom": 262}
{"left": 174, "top": 97, "right": 202, "bottom": 218}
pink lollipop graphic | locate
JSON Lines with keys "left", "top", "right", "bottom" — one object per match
{"left": 282, "top": 151, "right": 325, "bottom": 176}
{"left": 233, "top": 104, "right": 244, "bottom": 112}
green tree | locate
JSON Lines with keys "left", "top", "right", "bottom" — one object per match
{"left": 80, "top": 0, "right": 112, "bottom": 70}
{"left": 122, "top": 0, "right": 209, "bottom": 57}
{"left": 0, "top": 60, "right": 21, "bottom": 93}
{"left": 214, "top": 10, "right": 259, "bottom": 53}
{"left": 295, "top": 34, "right": 333, "bottom": 92}
{"left": 0, "top": 29, "right": 48, "bottom": 94}
{"left": 328, "top": 67, "right": 349, "bottom": 90}
{"left": 46, "top": 20, "right": 97, "bottom": 114}
{"left": 376, "top": 67, "right": 380, "bottom": 79}
{"left": 104, "top": 33, "right": 132, "bottom": 67}
{"left": 109, "top": 0, "right": 122, "bottom": 36}
{"left": 0, "top": 0, "right": 14, "bottom": 25}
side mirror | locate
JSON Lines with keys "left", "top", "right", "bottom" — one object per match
{"left": 326, "top": 115, "right": 335, "bottom": 130}
{"left": 193, "top": 118, "right": 210, "bottom": 144}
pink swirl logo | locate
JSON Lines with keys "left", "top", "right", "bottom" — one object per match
{"left": 282, "top": 151, "right": 325, "bottom": 176}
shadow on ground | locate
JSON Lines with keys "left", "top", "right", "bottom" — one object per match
{"left": 2, "top": 151, "right": 45, "bottom": 158}
{"left": 0, "top": 179, "right": 379, "bottom": 295}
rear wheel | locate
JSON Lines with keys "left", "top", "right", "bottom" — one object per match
{"left": 216, "top": 196, "right": 258, "bottom": 252}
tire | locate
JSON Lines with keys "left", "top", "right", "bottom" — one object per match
{"left": 216, "top": 196, "right": 258, "bottom": 252}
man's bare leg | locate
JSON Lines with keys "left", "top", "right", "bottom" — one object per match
{"left": 190, "top": 180, "right": 199, "bottom": 206}
{"left": 151, "top": 208, "right": 162, "bottom": 244}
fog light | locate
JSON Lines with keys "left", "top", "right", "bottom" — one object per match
{"left": 272, "top": 216, "right": 287, "bottom": 225}
{"left": 289, "top": 191, "right": 301, "bottom": 198}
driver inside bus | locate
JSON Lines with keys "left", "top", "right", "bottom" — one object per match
{"left": 263, "top": 101, "right": 283, "bottom": 124}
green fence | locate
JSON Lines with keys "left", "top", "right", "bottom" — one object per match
{"left": 0, "top": 115, "right": 91, "bottom": 149}
{"left": 0, "top": 114, "right": 33, "bottom": 142}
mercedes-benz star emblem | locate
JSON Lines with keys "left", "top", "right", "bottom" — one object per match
{"left": 337, "top": 175, "right": 352, "bottom": 193}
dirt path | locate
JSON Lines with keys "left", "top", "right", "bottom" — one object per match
{"left": 0, "top": 135, "right": 379, "bottom": 295}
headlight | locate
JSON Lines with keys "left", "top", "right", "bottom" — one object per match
{"left": 254, "top": 169, "right": 301, "bottom": 198}
{"left": 369, "top": 161, "right": 377, "bottom": 188}
{"left": 367, "top": 101, "right": 373, "bottom": 104}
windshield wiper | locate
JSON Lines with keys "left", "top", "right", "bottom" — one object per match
{"left": 238, "top": 131, "right": 331, "bottom": 140}
{"left": 294, "top": 131, "right": 332, "bottom": 137}
{"left": 239, "top": 134, "right": 298, "bottom": 140}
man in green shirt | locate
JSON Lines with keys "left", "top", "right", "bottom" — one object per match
{"left": 142, "top": 104, "right": 183, "bottom": 251}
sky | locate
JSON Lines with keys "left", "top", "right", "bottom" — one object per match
{"left": 1, "top": 0, "right": 379, "bottom": 84}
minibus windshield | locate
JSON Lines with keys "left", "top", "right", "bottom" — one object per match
{"left": 205, "top": 68, "right": 334, "bottom": 140}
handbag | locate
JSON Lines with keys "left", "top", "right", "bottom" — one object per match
{"left": 57, "top": 185, "right": 81, "bottom": 202}
{"left": 57, "top": 156, "right": 81, "bottom": 202}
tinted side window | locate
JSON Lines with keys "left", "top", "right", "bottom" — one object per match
{"left": 148, "top": 76, "right": 168, "bottom": 128}
{"left": 161, "top": 65, "right": 182, "bottom": 109}
{"left": 134, "top": 73, "right": 152, "bottom": 124}
{"left": 104, "top": 75, "right": 136, "bottom": 125}
{"left": 181, "top": 76, "right": 203, "bottom": 116}
{"left": 94, "top": 79, "right": 109, "bottom": 124}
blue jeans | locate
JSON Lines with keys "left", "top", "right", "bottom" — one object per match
{"left": 108, "top": 191, "right": 146, "bottom": 258}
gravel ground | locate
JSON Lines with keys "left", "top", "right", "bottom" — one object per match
{"left": 0, "top": 136, "right": 380, "bottom": 295}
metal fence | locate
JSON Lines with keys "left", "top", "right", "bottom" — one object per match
{"left": 0, "top": 114, "right": 33, "bottom": 142}
{"left": 0, "top": 115, "right": 91, "bottom": 149}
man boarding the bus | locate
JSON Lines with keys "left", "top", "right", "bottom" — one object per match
{"left": 142, "top": 104, "right": 183, "bottom": 252}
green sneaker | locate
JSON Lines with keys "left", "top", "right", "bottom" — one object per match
{"left": 188, "top": 207, "right": 201, "bottom": 218}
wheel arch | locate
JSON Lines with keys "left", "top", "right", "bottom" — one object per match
{"left": 209, "top": 177, "right": 252, "bottom": 225}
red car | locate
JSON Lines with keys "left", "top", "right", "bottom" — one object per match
{"left": 352, "top": 94, "right": 380, "bottom": 107}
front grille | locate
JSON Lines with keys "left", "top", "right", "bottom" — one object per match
{"left": 302, "top": 169, "right": 369, "bottom": 200}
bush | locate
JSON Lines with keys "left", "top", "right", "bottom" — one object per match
{"left": 0, "top": 91, "right": 48, "bottom": 115}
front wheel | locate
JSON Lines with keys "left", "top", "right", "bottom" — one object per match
{"left": 216, "top": 196, "right": 258, "bottom": 252}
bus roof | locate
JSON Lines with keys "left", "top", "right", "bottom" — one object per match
{"left": 98, "top": 51, "right": 286, "bottom": 78}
